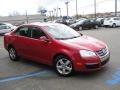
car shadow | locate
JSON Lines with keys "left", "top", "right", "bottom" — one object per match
{"left": 19, "top": 58, "right": 53, "bottom": 70}
{"left": 18, "top": 58, "right": 109, "bottom": 78}
{"left": 74, "top": 66, "right": 109, "bottom": 79}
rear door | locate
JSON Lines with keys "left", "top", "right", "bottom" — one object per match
{"left": 14, "top": 26, "right": 31, "bottom": 58}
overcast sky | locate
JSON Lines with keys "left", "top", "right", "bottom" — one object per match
{"left": 0, "top": 0, "right": 120, "bottom": 16}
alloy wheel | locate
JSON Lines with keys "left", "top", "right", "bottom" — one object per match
{"left": 55, "top": 56, "right": 73, "bottom": 76}
{"left": 8, "top": 47, "right": 18, "bottom": 61}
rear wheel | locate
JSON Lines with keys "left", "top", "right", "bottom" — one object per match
{"left": 112, "top": 23, "right": 116, "bottom": 28}
{"left": 55, "top": 55, "right": 73, "bottom": 77}
{"left": 8, "top": 47, "right": 19, "bottom": 61}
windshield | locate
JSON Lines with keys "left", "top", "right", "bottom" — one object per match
{"left": 105, "top": 18, "right": 111, "bottom": 21}
{"left": 74, "top": 20, "right": 85, "bottom": 25}
{"left": 46, "top": 24, "right": 80, "bottom": 40}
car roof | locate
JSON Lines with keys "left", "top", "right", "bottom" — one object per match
{"left": 28, "top": 22, "right": 60, "bottom": 27}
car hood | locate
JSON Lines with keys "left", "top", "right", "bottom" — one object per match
{"left": 60, "top": 35, "right": 106, "bottom": 51}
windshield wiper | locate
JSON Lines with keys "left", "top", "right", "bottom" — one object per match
{"left": 56, "top": 38, "right": 68, "bottom": 40}
{"left": 56, "top": 36, "right": 80, "bottom": 40}
{"left": 69, "top": 36, "right": 80, "bottom": 39}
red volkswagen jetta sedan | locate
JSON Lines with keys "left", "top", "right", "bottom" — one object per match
{"left": 4, "top": 23, "right": 110, "bottom": 76}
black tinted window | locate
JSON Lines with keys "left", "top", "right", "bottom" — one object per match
{"left": 84, "top": 20, "right": 90, "bottom": 24}
{"left": 114, "top": 18, "right": 120, "bottom": 20}
{"left": 31, "top": 27, "right": 46, "bottom": 39}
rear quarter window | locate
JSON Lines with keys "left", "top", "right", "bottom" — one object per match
{"left": 113, "top": 18, "right": 120, "bottom": 20}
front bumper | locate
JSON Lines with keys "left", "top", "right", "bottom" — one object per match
{"left": 85, "top": 57, "right": 109, "bottom": 70}
{"left": 74, "top": 49, "right": 110, "bottom": 72}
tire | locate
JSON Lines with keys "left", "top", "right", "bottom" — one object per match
{"left": 112, "top": 23, "right": 116, "bottom": 28}
{"left": 79, "top": 26, "right": 82, "bottom": 31}
{"left": 8, "top": 47, "right": 19, "bottom": 61}
{"left": 54, "top": 55, "right": 73, "bottom": 77}
{"left": 95, "top": 25, "right": 99, "bottom": 29}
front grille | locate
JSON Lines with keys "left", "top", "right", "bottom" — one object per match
{"left": 96, "top": 48, "right": 108, "bottom": 57}
{"left": 101, "top": 58, "right": 109, "bottom": 66}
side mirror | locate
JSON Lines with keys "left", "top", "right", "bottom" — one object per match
{"left": 39, "top": 36, "right": 49, "bottom": 42}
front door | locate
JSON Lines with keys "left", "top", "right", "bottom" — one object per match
{"left": 27, "top": 27, "right": 52, "bottom": 64}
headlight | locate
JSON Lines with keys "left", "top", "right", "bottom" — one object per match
{"left": 80, "top": 50, "right": 96, "bottom": 57}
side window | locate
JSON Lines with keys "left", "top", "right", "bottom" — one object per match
{"left": 16, "top": 27, "right": 30, "bottom": 37}
{"left": 114, "top": 18, "right": 120, "bottom": 20}
{"left": 118, "top": 18, "right": 120, "bottom": 20}
{"left": 84, "top": 20, "right": 90, "bottom": 24}
{"left": 0, "top": 25, "right": 9, "bottom": 29}
{"left": 114, "top": 18, "right": 116, "bottom": 20}
{"left": 30, "top": 27, "right": 46, "bottom": 39}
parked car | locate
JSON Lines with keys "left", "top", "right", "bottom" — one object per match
{"left": 62, "top": 16, "right": 75, "bottom": 25}
{"left": 90, "top": 19, "right": 102, "bottom": 27}
{"left": 0, "top": 23, "right": 17, "bottom": 35}
{"left": 52, "top": 19, "right": 63, "bottom": 23}
{"left": 70, "top": 19, "right": 99, "bottom": 30}
{"left": 4, "top": 23, "right": 110, "bottom": 76}
{"left": 96, "top": 18, "right": 104, "bottom": 26}
{"left": 52, "top": 18, "right": 75, "bottom": 26}
{"left": 104, "top": 17, "right": 120, "bottom": 28}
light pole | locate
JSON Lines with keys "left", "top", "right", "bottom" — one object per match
{"left": 65, "top": 1, "right": 69, "bottom": 17}
{"left": 25, "top": 10, "right": 28, "bottom": 23}
{"left": 58, "top": 8, "right": 62, "bottom": 17}
{"left": 76, "top": 0, "right": 78, "bottom": 19}
{"left": 49, "top": 11, "right": 52, "bottom": 21}
{"left": 94, "top": 0, "right": 96, "bottom": 18}
{"left": 51, "top": 10, "right": 54, "bottom": 20}
{"left": 115, "top": 0, "right": 117, "bottom": 16}
{"left": 53, "top": 8, "right": 56, "bottom": 19}
{"left": 56, "top": 7, "right": 58, "bottom": 18}
{"left": 56, "top": 0, "right": 59, "bottom": 18}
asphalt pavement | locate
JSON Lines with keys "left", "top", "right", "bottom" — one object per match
{"left": 0, "top": 27, "right": 120, "bottom": 90}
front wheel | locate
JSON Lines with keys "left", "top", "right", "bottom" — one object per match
{"left": 55, "top": 55, "right": 73, "bottom": 77}
{"left": 95, "top": 25, "right": 99, "bottom": 29}
{"left": 79, "top": 26, "right": 82, "bottom": 31}
{"left": 8, "top": 47, "right": 19, "bottom": 61}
